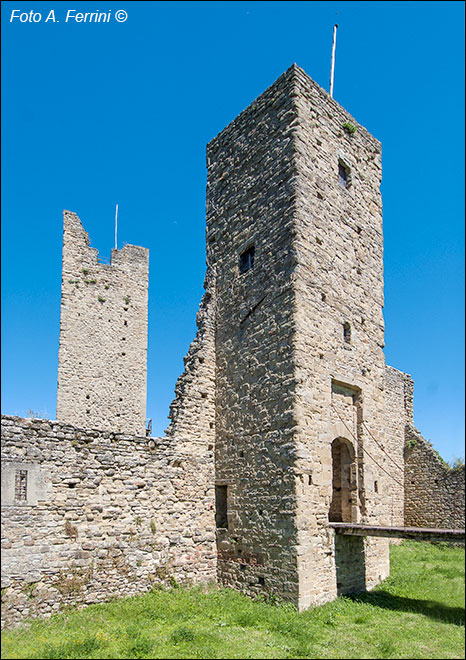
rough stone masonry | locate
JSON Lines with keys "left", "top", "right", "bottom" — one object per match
{"left": 1, "top": 64, "right": 464, "bottom": 627}
{"left": 56, "top": 211, "right": 149, "bottom": 437}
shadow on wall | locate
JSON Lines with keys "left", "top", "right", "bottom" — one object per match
{"left": 334, "top": 534, "right": 366, "bottom": 596}
{"left": 347, "top": 590, "right": 465, "bottom": 626}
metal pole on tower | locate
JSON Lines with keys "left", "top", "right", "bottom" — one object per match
{"left": 329, "top": 23, "right": 338, "bottom": 98}
{"left": 114, "top": 204, "right": 118, "bottom": 250}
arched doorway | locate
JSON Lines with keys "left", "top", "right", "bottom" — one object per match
{"left": 329, "top": 437, "right": 357, "bottom": 522}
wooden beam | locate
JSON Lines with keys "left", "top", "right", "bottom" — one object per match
{"left": 329, "top": 523, "right": 465, "bottom": 542}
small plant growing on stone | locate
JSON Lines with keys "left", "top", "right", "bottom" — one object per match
{"left": 104, "top": 284, "right": 110, "bottom": 289}
{"left": 169, "top": 575, "right": 179, "bottom": 589}
{"left": 21, "top": 582, "right": 38, "bottom": 600}
{"left": 85, "top": 279, "right": 97, "bottom": 284}
{"left": 150, "top": 519, "right": 157, "bottom": 534}
{"left": 342, "top": 121, "right": 357, "bottom": 134}
{"left": 124, "top": 295, "right": 131, "bottom": 305}
{"left": 53, "top": 570, "right": 84, "bottom": 595}
{"left": 26, "top": 408, "right": 42, "bottom": 419}
{"left": 405, "top": 437, "right": 417, "bottom": 450}
{"left": 449, "top": 456, "right": 465, "bottom": 470}
{"left": 86, "top": 560, "right": 95, "bottom": 580}
{"left": 135, "top": 516, "right": 142, "bottom": 526}
{"left": 82, "top": 268, "right": 89, "bottom": 276}
{"left": 98, "top": 296, "right": 106, "bottom": 303}
{"left": 64, "top": 520, "right": 78, "bottom": 539}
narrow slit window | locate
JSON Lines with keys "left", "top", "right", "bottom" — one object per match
{"left": 215, "top": 485, "right": 228, "bottom": 528}
{"left": 15, "top": 469, "right": 28, "bottom": 501}
{"left": 338, "top": 161, "right": 350, "bottom": 187}
{"left": 239, "top": 246, "right": 255, "bottom": 274}
{"left": 343, "top": 322, "right": 351, "bottom": 343}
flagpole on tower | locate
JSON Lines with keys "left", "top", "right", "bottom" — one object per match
{"left": 114, "top": 204, "right": 118, "bottom": 250}
{"left": 329, "top": 23, "right": 338, "bottom": 98}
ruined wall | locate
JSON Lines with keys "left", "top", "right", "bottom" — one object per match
{"left": 383, "top": 365, "right": 411, "bottom": 518}
{"left": 404, "top": 428, "right": 465, "bottom": 530}
{"left": 206, "top": 66, "right": 300, "bottom": 604}
{"left": 166, "top": 267, "right": 216, "bottom": 451}
{"left": 1, "top": 415, "right": 216, "bottom": 628}
{"left": 384, "top": 366, "right": 465, "bottom": 529}
{"left": 56, "top": 211, "right": 149, "bottom": 436}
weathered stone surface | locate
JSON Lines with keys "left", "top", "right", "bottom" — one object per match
{"left": 205, "top": 63, "right": 402, "bottom": 609}
{"left": 56, "top": 211, "right": 149, "bottom": 436}
{"left": 384, "top": 366, "right": 465, "bottom": 530}
{"left": 405, "top": 434, "right": 465, "bottom": 529}
{"left": 1, "top": 416, "right": 216, "bottom": 628}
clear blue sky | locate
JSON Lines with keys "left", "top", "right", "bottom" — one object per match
{"left": 2, "top": 1, "right": 464, "bottom": 462}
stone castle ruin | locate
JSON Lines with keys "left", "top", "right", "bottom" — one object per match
{"left": 1, "top": 64, "right": 464, "bottom": 627}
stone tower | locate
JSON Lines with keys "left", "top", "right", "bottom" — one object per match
{"left": 208, "top": 65, "right": 404, "bottom": 609}
{"left": 56, "top": 211, "right": 149, "bottom": 436}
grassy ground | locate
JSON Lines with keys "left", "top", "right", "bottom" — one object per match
{"left": 1, "top": 541, "right": 464, "bottom": 659}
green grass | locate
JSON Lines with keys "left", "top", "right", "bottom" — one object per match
{"left": 2, "top": 541, "right": 464, "bottom": 659}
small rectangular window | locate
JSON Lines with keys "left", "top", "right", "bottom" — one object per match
{"left": 343, "top": 322, "right": 351, "bottom": 343}
{"left": 15, "top": 469, "right": 28, "bottom": 501}
{"left": 338, "top": 161, "right": 350, "bottom": 187}
{"left": 239, "top": 246, "right": 255, "bottom": 274}
{"left": 215, "top": 485, "right": 228, "bottom": 528}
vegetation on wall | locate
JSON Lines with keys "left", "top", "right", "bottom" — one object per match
{"left": 342, "top": 121, "right": 357, "bottom": 135}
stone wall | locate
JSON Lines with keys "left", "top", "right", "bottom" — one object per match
{"left": 205, "top": 63, "right": 407, "bottom": 610}
{"left": 206, "top": 65, "right": 301, "bottom": 605}
{"left": 405, "top": 427, "right": 465, "bottom": 529}
{"left": 166, "top": 267, "right": 216, "bottom": 450}
{"left": 289, "top": 64, "right": 403, "bottom": 608}
{"left": 56, "top": 211, "right": 149, "bottom": 436}
{"left": 384, "top": 366, "right": 465, "bottom": 530}
{"left": 1, "top": 415, "right": 216, "bottom": 628}
{"left": 383, "top": 365, "right": 411, "bottom": 519}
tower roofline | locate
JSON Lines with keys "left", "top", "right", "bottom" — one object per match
{"left": 207, "top": 63, "right": 380, "bottom": 155}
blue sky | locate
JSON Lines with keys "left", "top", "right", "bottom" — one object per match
{"left": 2, "top": 1, "right": 464, "bottom": 462}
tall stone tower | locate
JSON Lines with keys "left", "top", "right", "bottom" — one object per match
{"left": 56, "top": 211, "right": 149, "bottom": 436}
{"left": 208, "top": 65, "right": 404, "bottom": 609}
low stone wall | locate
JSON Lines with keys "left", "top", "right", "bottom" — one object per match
{"left": 404, "top": 426, "right": 465, "bottom": 529}
{"left": 1, "top": 415, "right": 216, "bottom": 628}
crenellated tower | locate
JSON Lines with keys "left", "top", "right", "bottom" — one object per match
{"left": 56, "top": 211, "right": 149, "bottom": 436}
